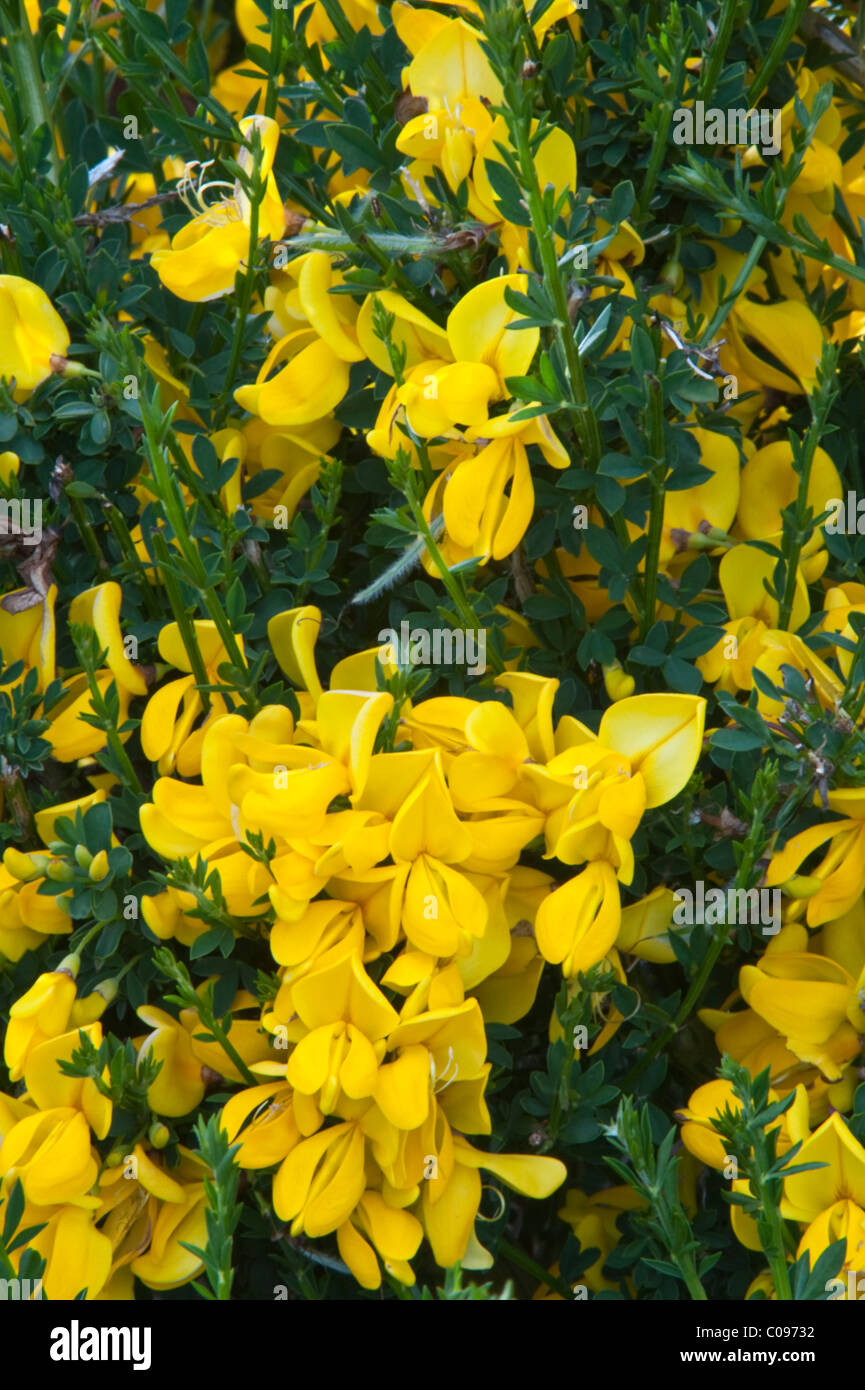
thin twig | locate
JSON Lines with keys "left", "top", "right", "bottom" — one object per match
{"left": 73, "top": 191, "right": 179, "bottom": 227}
{"left": 798, "top": 7, "right": 865, "bottom": 86}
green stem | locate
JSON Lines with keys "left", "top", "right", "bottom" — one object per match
{"left": 697, "top": 234, "right": 767, "bottom": 348}
{"left": 747, "top": 0, "right": 809, "bottom": 105}
{"left": 776, "top": 353, "right": 838, "bottom": 629}
{"left": 66, "top": 494, "right": 107, "bottom": 569}
{"left": 264, "top": 0, "right": 285, "bottom": 120}
{"left": 776, "top": 449, "right": 815, "bottom": 633}
{"left": 69, "top": 920, "right": 106, "bottom": 956}
{"left": 621, "top": 915, "right": 730, "bottom": 1091}
{"left": 101, "top": 499, "right": 162, "bottom": 620}
{"left": 164, "top": 431, "right": 229, "bottom": 532}
{"left": 323, "top": 201, "right": 441, "bottom": 316}
{"left": 221, "top": 140, "right": 263, "bottom": 416}
{"left": 510, "top": 118, "right": 602, "bottom": 470}
{"left": 139, "top": 389, "right": 254, "bottom": 706}
{"left": 760, "top": 1195, "right": 793, "bottom": 1301}
{"left": 80, "top": 662, "right": 144, "bottom": 795}
{"left": 639, "top": 102, "right": 675, "bottom": 221}
{"left": 679, "top": 1255, "right": 709, "bottom": 1300}
{"left": 622, "top": 763, "right": 777, "bottom": 1089}
{"left": 699, "top": 0, "right": 740, "bottom": 102}
{"left": 201, "top": 1012, "right": 259, "bottom": 1087}
{"left": 0, "top": 74, "right": 26, "bottom": 176}
{"left": 640, "top": 375, "right": 666, "bottom": 642}
{"left": 150, "top": 529, "right": 212, "bottom": 714}
{"left": 0, "top": 0, "right": 59, "bottom": 182}
{"left": 402, "top": 477, "right": 504, "bottom": 675}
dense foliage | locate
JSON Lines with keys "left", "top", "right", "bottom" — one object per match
{"left": 1, "top": 0, "right": 865, "bottom": 1303}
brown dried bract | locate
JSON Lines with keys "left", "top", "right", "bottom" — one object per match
{"left": 1, "top": 527, "right": 62, "bottom": 612}
{"left": 394, "top": 89, "right": 428, "bottom": 125}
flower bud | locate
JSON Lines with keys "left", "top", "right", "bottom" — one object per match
{"left": 3, "top": 848, "right": 48, "bottom": 881}
{"left": 89, "top": 849, "right": 110, "bottom": 881}
{"left": 660, "top": 259, "right": 683, "bottom": 292}
{"left": 74, "top": 843, "right": 94, "bottom": 870}
{"left": 602, "top": 661, "right": 635, "bottom": 702}
{"left": 47, "top": 858, "right": 77, "bottom": 882}
{"left": 50, "top": 354, "right": 95, "bottom": 378}
{"left": 56, "top": 952, "right": 81, "bottom": 980}
{"left": 94, "top": 977, "right": 119, "bottom": 1005}
{"left": 148, "top": 1122, "right": 171, "bottom": 1149}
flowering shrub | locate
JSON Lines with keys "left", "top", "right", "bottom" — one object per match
{"left": 1, "top": 0, "right": 865, "bottom": 1305}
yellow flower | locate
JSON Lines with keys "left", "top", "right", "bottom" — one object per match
{"left": 397, "top": 97, "right": 494, "bottom": 202}
{"left": 401, "top": 275, "right": 540, "bottom": 437}
{"left": 267, "top": 251, "right": 365, "bottom": 363}
{"left": 240, "top": 413, "right": 340, "bottom": 527}
{"left": 677, "top": 1079, "right": 749, "bottom": 1170}
{"left": 470, "top": 929, "right": 545, "bottom": 1024}
{"left": 782, "top": 1113, "right": 865, "bottom": 1223}
{"left": 766, "top": 790, "right": 865, "bottom": 927}
{"left": 273, "top": 1119, "right": 367, "bottom": 1235}
{"left": 234, "top": 329, "right": 350, "bottom": 426}
{"left": 819, "top": 584, "right": 865, "bottom": 679}
{"left": 398, "top": 11, "right": 503, "bottom": 109}
{"left": 46, "top": 671, "right": 135, "bottom": 764}
{"left": 0, "top": 275, "right": 69, "bottom": 398}
{"left": 129, "top": 1153, "right": 210, "bottom": 1290}
{"left": 23, "top": 1023, "right": 112, "bottom": 1139}
{"left": 136, "top": 1005, "right": 206, "bottom": 1117}
{"left": 655, "top": 428, "right": 740, "bottom": 566}
{"left": 337, "top": 1190, "right": 423, "bottom": 1290}
{"left": 798, "top": 1200, "right": 865, "bottom": 1297}
{"left": 34, "top": 1205, "right": 113, "bottom": 1301}
{"left": 678, "top": 1076, "right": 809, "bottom": 1247}
{"left": 543, "top": 694, "right": 706, "bottom": 876}
{"left": 692, "top": 244, "right": 825, "bottom": 398}
{"left": 151, "top": 116, "right": 284, "bottom": 301}
{"left": 4, "top": 957, "right": 79, "bottom": 1082}
{"left": 68, "top": 582, "right": 148, "bottom": 696}
{"left": 735, "top": 440, "right": 841, "bottom": 583}
{"left": 0, "top": 1105, "right": 98, "bottom": 1205}
{"left": 535, "top": 861, "right": 621, "bottom": 979}
{"left": 222, "top": 1081, "right": 302, "bottom": 1168}
{"left": 180, "top": 989, "right": 274, "bottom": 1083}
{"left": 96, "top": 1144, "right": 185, "bottom": 1283}
{"left": 140, "top": 620, "right": 239, "bottom": 775}
{"left": 616, "top": 886, "right": 680, "bottom": 963}
{"left": 0, "top": 581, "right": 56, "bottom": 693}
{"left": 436, "top": 410, "right": 568, "bottom": 563}
{"left": 281, "top": 952, "right": 399, "bottom": 1116}
{"left": 739, "top": 950, "right": 864, "bottom": 1080}
{"left": 356, "top": 288, "right": 451, "bottom": 376}
{"left": 421, "top": 1134, "right": 565, "bottom": 1269}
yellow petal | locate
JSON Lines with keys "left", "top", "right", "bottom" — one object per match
{"left": 730, "top": 298, "right": 824, "bottom": 394}
{"left": 268, "top": 605, "right": 323, "bottom": 701}
{"left": 455, "top": 1136, "right": 567, "bottom": 1197}
{"left": 236, "top": 338, "right": 349, "bottom": 425}
{"left": 375, "top": 1045, "right": 431, "bottom": 1129}
{"left": 337, "top": 1218, "right": 381, "bottom": 1289}
{"left": 598, "top": 694, "right": 706, "bottom": 808}
{"left": 447, "top": 275, "right": 539, "bottom": 381}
